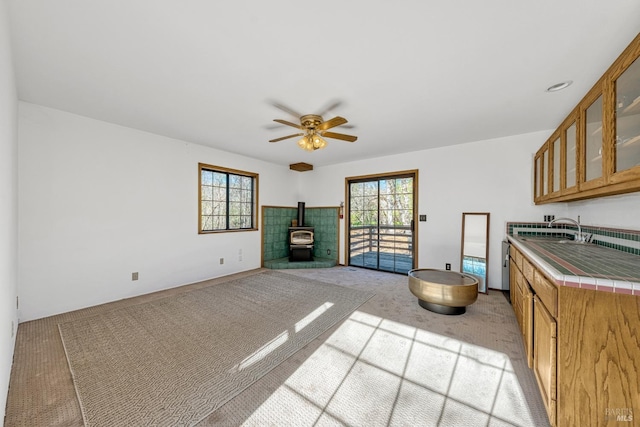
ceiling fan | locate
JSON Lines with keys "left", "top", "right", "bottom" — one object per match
{"left": 268, "top": 114, "right": 358, "bottom": 151}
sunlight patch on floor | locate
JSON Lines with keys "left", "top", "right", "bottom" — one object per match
{"left": 241, "top": 310, "right": 536, "bottom": 426}
{"left": 296, "top": 302, "right": 335, "bottom": 333}
{"left": 234, "top": 331, "right": 289, "bottom": 372}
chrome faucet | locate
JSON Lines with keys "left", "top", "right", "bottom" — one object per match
{"left": 548, "top": 217, "right": 584, "bottom": 243}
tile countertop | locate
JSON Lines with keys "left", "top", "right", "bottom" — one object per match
{"left": 507, "top": 235, "right": 640, "bottom": 296}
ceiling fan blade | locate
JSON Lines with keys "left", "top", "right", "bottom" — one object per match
{"left": 269, "top": 133, "right": 304, "bottom": 142}
{"left": 264, "top": 123, "right": 285, "bottom": 130}
{"left": 322, "top": 131, "right": 358, "bottom": 142}
{"left": 317, "top": 116, "right": 348, "bottom": 131}
{"left": 316, "top": 99, "right": 343, "bottom": 116}
{"left": 273, "top": 119, "right": 303, "bottom": 129}
{"left": 267, "top": 100, "right": 302, "bottom": 118}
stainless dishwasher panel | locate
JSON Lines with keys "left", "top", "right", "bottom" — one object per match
{"left": 502, "top": 240, "right": 510, "bottom": 292}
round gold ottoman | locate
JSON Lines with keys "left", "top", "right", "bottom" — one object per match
{"left": 408, "top": 269, "right": 478, "bottom": 315}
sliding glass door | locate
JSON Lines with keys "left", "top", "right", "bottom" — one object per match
{"left": 347, "top": 171, "right": 417, "bottom": 274}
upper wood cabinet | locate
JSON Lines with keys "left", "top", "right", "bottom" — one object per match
{"left": 535, "top": 33, "right": 640, "bottom": 204}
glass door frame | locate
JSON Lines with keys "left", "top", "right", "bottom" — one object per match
{"left": 344, "top": 169, "right": 419, "bottom": 274}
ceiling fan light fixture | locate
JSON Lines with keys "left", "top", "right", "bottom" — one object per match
{"left": 297, "top": 133, "right": 327, "bottom": 151}
{"left": 297, "top": 136, "right": 311, "bottom": 151}
{"left": 311, "top": 134, "right": 327, "bottom": 150}
{"left": 270, "top": 112, "right": 356, "bottom": 150}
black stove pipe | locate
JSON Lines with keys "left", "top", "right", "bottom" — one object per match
{"left": 297, "top": 202, "right": 305, "bottom": 227}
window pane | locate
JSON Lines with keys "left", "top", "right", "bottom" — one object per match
{"left": 199, "top": 165, "right": 257, "bottom": 232}
{"left": 379, "top": 210, "right": 393, "bottom": 226}
{"left": 398, "top": 177, "right": 412, "bottom": 192}
{"left": 202, "top": 201, "right": 213, "bottom": 216}
{"left": 229, "top": 215, "right": 241, "bottom": 229}
{"left": 214, "top": 201, "right": 226, "bottom": 216}
{"left": 241, "top": 176, "right": 252, "bottom": 190}
{"left": 364, "top": 181, "right": 378, "bottom": 196}
{"left": 213, "top": 172, "right": 227, "bottom": 186}
{"left": 351, "top": 182, "right": 364, "bottom": 197}
{"left": 379, "top": 180, "right": 392, "bottom": 195}
{"left": 201, "top": 186, "right": 213, "bottom": 201}
{"left": 202, "top": 216, "right": 213, "bottom": 231}
{"left": 363, "top": 210, "right": 378, "bottom": 226}
{"left": 213, "top": 216, "right": 226, "bottom": 229}
{"left": 242, "top": 202, "right": 252, "bottom": 216}
{"left": 202, "top": 171, "right": 213, "bottom": 185}
{"left": 350, "top": 210, "right": 363, "bottom": 226}
{"left": 213, "top": 186, "right": 226, "bottom": 202}
{"left": 229, "top": 174, "right": 241, "bottom": 189}
{"left": 201, "top": 171, "right": 213, "bottom": 185}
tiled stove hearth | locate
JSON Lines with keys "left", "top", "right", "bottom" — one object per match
{"left": 261, "top": 204, "right": 338, "bottom": 269}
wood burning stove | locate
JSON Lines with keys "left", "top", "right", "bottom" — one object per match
{"left": 290, "top": 229, "right": 314, "bottom": 245}
{"left": 289, "top": 227, "right": 314, "bottom": 261}
{"left": 289, "top": 202, "right": 314, "bottom": 261}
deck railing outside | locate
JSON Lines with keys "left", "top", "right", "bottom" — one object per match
{"left": 349, "top": 225, "right": 413, "bottom": 256}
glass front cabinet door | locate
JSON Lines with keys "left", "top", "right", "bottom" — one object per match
{"left": 612, "top": 53, "right": 640, "bottom": 184}
{"left": 534, "top": 143, "right": 549, "bottom": 203}
{"left": 564, "top": 119, "right": 578, "bottom": 191}
{"left": 534, "top": 33, "right": 640, "bottom": 204}
{"left": 582, "top": 91, "right": 605, "bottom": 190}
{"left": 550, "top": 135, "right": 561, "bottom": 196}
{"left": 535, "top": 112, "right": 580, "bottom": 203}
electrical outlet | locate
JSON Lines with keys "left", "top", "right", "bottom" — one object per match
{"left": 219, "top": 258, "right": 224, "bottom": 265}
{"left": 132, "top": 272, "right": 139, "bottom": 281}
{"left": 419, "top": 215, "right": 427, "bottom": 222}
{"left": 238, "top": 249, "right": 243, "bottom": 261}
{"left": 544, "top": 215, "right": 555, "bottom": 222}
{"left": 445, "top": 263, "right": 451, "bottom": 270}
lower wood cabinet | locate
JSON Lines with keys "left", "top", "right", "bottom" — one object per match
{"left": 533, "top": 295, "right": 557, "bottom": 427}
{"left": 510, "top": 247, "right": 560, "bottom": 426}
{"left": 557, "top": 286, "right": 640, "bottom": 426}
{"left": 522, "top": 283, "right": 533, "bottom": 369}
{"left": 509, "top": 252, "right": 534, "bottom": 368}
{"left": 509, "top": 244, "right": 640, "bottom": 427}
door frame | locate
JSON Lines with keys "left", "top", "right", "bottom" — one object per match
{"left": 344, "top": 169, "right": 419, "bottom": 272}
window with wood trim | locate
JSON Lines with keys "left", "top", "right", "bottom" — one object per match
{"left": 198, "top": 163, "right": 258, "bottom": 233}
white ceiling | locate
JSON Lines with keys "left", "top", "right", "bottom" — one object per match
{"left": 7, "top": 1, "right": 640, "bottom": 167}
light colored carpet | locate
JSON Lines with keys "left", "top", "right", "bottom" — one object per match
{"left": 204, "top": 267, "right": 547, "bottom": 427}
{"left": 57, "top": 270, "right": 374, "bottom": 427}
{"left": 5, "top": 267, "right": 549, "bottom": 427}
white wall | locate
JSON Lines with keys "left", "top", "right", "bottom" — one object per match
{"left": 0, "top": 0, "right": 18, "bottom": 419}
{"left": 299, "top": 130, "right": 558, "bottom": 290}
{"left": 18, "top": 102, "right": 297, "bottom": 321}
{"left": 564, "top": 192, "right": 640, "bottom": 229}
